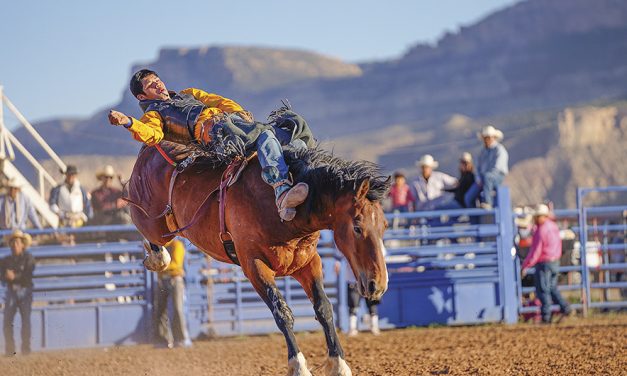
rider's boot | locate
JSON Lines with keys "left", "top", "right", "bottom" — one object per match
{"left": 257, "top": 130, "right": 308, "bottom": 221}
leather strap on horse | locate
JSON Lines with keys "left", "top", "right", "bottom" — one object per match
{"left": 217, "top": 157, "right": 248, "bottom": 265}
{"left": 126, "top": 143, "right": 254, "bottom": 265}
{"left": 155, "top": 144, "right": 178, "bottom": 167}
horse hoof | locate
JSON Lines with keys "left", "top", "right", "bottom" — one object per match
{"left": 142, "top": 241, "right": 171, "bottom": 272}
{"left": 287, "top": 352, "right": 312, "bottom": 376}
{"left": 323, "top": 356, "right": 352, "bottom": 376}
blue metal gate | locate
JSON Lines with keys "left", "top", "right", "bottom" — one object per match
{"left": 0, "top": 240, "right": 151, "bottom": 353}
{"left": 376, "top": 187, "right": 518, "bottom": 327}
{"left": 515, "top": 186, "right": 627, "bottom": 317}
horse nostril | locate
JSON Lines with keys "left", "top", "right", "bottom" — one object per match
{"left": 368, "top": 280, "right": 377, "bottom": 295}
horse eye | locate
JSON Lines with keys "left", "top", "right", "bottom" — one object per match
{"left": 353, "top": 226, "right": 363, "bottom": 235}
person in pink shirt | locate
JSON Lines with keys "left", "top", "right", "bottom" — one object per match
{"left": 521, "top": 204, "right": 572, "bottom": 323}
{"left": 388, "top": 172, "right": 416, "bottom": 212}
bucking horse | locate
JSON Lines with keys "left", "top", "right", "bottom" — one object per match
{"left": 127, "top": 117, "right": 390, "bottom": 375}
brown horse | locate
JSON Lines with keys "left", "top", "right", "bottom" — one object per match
{"left": 128, "top": 142, "right": 390, "bottom": 376}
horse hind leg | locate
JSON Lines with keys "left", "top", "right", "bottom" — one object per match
{"left": 293, "top": 255, "right": 352, "bottom": 376}
{"left": 243, "top": 258, "right": 311, "bottom": 376}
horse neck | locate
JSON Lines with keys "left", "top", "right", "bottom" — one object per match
{"left": 290, "top": 190, "right": 343, "bottom": 236}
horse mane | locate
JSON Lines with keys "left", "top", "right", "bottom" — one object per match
{"left": 144, "top": 143, "right": 391, "bottom": 216}
{"left": 284, "top": 147, "right": 391, "bottom": 216}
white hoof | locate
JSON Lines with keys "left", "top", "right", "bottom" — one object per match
{"left": 142, "top": 240, "right": 171, "bottom": 272}
{"left": 287, "top": 352, "right": 312, "bottom": 376}
{"left": 323, "top": 356, "right": 352, "bottom": 376}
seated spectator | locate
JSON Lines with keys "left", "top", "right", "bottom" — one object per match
{"left": 49, "top": 165, "right": 92, "bottom": 227}
{"left": 466, "top": 125, "right": 509, "bottom": 209}
{"left": 388, "top": 172, "right": 416, "bottom": 212}
{"left": 439, "top": 152, "right": 477, "bottom": 209}
{"left": 90, "top": 165, "right": 131, "bottom": 225}
{"left": 0, "top": 178, "right": 42, "bottom": 231}
{"left": 411, "top": 154, "right": 457, "bottom": 211}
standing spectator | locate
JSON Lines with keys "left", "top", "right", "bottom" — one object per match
{"left": 521, "top": 204, "right": 572, "bottom": 324}
{"left": 49, "top": 165, "right": 92, "bottom": 227}
{"left": 411, "top": 154, "right": 457, "bottom": 211}
{"left": 90, "top": 165, "right": 131, "bottom": 225}
{"left": 467, "top": 126, "right": 508, "bottom": 209}
{"left": 388, "top": 172, "right": 416, "bottom": 212}
{"left": 346, "top": 270, "right": 381, "bottom": 336}
{"left": 439, "top": 152, "right": 477, "bottom": 209}
{"left": 154, "top": 238, "right": 192, "bottom": 348}
{"left": 1, "top": 230, "right": 35, "bottom": 356}
{"left": 336, "top": 258, "right": 383, "bottom": 336}
{"left": 0, "top": 178, "right": 42, "bottom": 231}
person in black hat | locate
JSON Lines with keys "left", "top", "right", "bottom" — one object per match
{"left": 49, "top": 165, "right": 92, "bottom": 227}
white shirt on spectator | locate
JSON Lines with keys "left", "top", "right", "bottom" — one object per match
{"left": 412, "top": 171, "right": 458, "bottom": 210}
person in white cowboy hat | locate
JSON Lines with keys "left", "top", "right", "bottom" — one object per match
{"left": 521, "top": 203, "right": 572, "bottom": 324}
{"left": 90, "top": 165, "right": 131, "bottom": 226}
{"left": 0, "top": 178, "right": 42, "bottom": 230}
{"left": 1, "top": 229, "right": 36, "bottom": 355}
{"left": 49, "top": 164, "right": 93, "bottom": 227}
{"left": 466, "top": 125, "right": 509, "bottom": 209}
{"left": 411, "top": 154, "right": 457, "bottom": 211}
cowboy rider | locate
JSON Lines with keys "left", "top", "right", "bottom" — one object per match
{"left": 108, "top": 69, "right": 309, "bottom": 221}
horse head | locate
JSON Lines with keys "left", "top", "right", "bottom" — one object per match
{"left": 332, "top": 178, "right": 388, "bottom": 301}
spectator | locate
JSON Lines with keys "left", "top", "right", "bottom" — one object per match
{"left": 439, "top": 152, "right": 477, "bottom": 209}
{"left": 154, "top": 238, "right": 192, "bottom": 348}
{"left": 411, "top": 154, "right": 457, "bottom": 211}
{"left": 388, "top": 172, "right": 416, "bottom": 212}
{"left": 521, "top": 204, "right": 572, "bottom": 324}
{"left": 339, "top": 262, "right": 382, "bottom": 336}
{"left": 0, "top": 178, "right": 42, "bottom": 231}
{"left": 467, "top": 125, "right": 508, "bottom": 209}
{"left": 49, "top": 165, "right": 92, "bottom": 227}
{"left": 90, "top": 165, "right": 131, "bottom": 225}
{"left": 1, "top": 230, "right": 35, "bottom": 356}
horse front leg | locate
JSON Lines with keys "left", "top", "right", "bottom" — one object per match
{"left": 293, "top": 254, "right": 352, "bottom": 376}
{"left": 243, "top": 258, "right": 312, "bottom": 376}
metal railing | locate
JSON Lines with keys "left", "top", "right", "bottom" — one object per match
{"left": 0, "top": 87, "right": 67, "bottom": 227}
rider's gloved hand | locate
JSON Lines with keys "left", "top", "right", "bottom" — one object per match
{"left": 108, "top": 110, "right": 131, "bottom": 127}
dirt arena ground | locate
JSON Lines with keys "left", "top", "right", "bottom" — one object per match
{"left": 2, "top": 314, "right": 625, "bottom": 375}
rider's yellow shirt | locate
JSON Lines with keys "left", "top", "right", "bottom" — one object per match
{"left": 126, "top": 88, "right": 244, "bottom": 146}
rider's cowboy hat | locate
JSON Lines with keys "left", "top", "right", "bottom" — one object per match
{"left": 416, "top": 154, "right": 439, "bottom": 169}
{"left": 96, "top": 165, "right": 116, "bottom": 179}
{"left": 62, "top": 165, "right": 79, "bottom": 175}
{"left": 532, "top": 204, "right": 551, "bottom": 217}
{"left": 6, "top": 229, "right": 32, "bottom": 247}
{"left": 477, "top": 125, "right": 504, "bottom": 141}
{"left": 5, "top": 177, "right": 22, "bottom": 189}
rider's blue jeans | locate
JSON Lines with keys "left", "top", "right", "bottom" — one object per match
{"left": 257, "top": 124, "right": 309, "bottom": 200}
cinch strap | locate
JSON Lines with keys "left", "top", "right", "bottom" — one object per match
{"left": 155, "top": 144, "right": 178, "bottom": 167}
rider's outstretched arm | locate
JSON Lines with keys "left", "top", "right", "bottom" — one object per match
{"left": 109, "top": 110, "right": 165, "bottom": 146}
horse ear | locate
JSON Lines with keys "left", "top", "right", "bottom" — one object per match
{"left": 356, "top": 178, "right": 370, "bottom": 200}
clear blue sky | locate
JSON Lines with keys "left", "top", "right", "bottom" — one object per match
{"left": 0, "top": 0, "right": 517, "bottom": 124}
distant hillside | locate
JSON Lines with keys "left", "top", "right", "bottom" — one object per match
{"left": 12, "top": 0, "right": 627, "bottom": 207}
